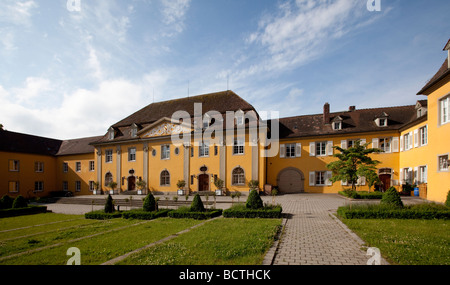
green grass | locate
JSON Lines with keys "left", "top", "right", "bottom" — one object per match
{"left": 341, "top": 218, "right": 450, "bottom": 265}
{"left": 118, "top": 218, "right": 282, "bottom": 265}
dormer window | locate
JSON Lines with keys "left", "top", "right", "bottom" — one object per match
{"left": 108, "top": 127, "right": 115, "bottom": 140}
{"left": 375, "top": 113, "right": 389, "bottom": 127}
{"left": 235, "top": 109, "right": 244, "bottom": 126}
{"left": 415, "top": 101, "right": 427, "bottom": 118}
{"left": 331, "top": 116, "right": 343, "bottom": 130}
{"left": 130, "top": 123, "right": 138, "bottom": 138}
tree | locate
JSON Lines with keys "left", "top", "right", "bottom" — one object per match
{"left": 246, "top": 189, "right": 263, "bottom": 209}
{"left": 104, "top": 194, "right": 114, "bottom": 213}
{"left": 327, "top": 140, "right": 381, "bottom": 191}
{"left": 380, "top": 186, "right": 403, "bottom": 208}
{"left": 143, "top": 192, "right": 156, "bottom": 212}
{"left": 190, "top": 194, "right": 205, "bottom": 212}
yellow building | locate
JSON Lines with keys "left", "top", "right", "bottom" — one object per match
{"left": 1, "top": 40, "right": 449, "bottom": 203}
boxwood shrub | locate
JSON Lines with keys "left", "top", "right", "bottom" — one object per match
{"left": 85, "top": 210, "right": 122, "bottom": 220}
{"left": 223, "top": 204, "right": 283, "bottom": 218}
{"left": 168, "top": 206, "right": 222, "bottom": 220}
{"left": 0, "top": 205, "right": 48, "bottom": 218}
{"left": 338, "top": 190, "right": 383, "bottom": 199}
{"left": 122, "top": 208, "right": 172, "bottom": 220}
{"left": 337, "top": 203, "right": 450, "bottom": 219}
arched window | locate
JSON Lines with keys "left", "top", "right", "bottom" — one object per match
{"left": 160, "top": 170, "right": 170, "bottom": 186}
{"left": 232, "top": 167, "right": 245, "bottom": 185}
{"left": 104, "top": 172, "right": 113, "bottom": 187}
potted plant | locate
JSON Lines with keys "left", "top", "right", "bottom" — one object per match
{"left": 108, "top": 181, "right": 117, "bottom": 195}
{"left": 214, "top": 178, "right": 224, "bottom": 196}
{"left": 177, "top": 180, "right": 186, "bottom": 196}
{"left": 92, "top": 181, "right": 100, "bottom": 195}
{"left": 248, "top": 180, "right": 259, "bottom": 192}
{"left": 136, "top": 180, "right": 146, "bottom": 195}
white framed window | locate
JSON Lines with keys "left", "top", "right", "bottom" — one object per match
{"left": 333, "top": 121, "right": 342, "bottom": 130}
{"left": 161, "top": 145, "right": 170, "bottom": 160}
{"left": 76, "top": 162, "right": 81, "bottom": 172}
{"left": 233, "top": 139, "right": 244, "bottom": 155}
{"left": 379, "top": 138, "right": 391, "bottom": 153}
{"left": 160, "top": 170, "right": 170, "bottom": 186}
{"left": 309, "top": 171, "right": 332, "bottom": 186}
{"left": 104, "top": 172, "right": 113, "bottom": 187}
{"left": 401, "top": 168, "right": 413, "bottom": 184}
{"left": 315, "top": 171, "right": 326, "bottom": 185}
{"left": 315, "top": 141, "right": 327, "bottom": 156}
{"left": 63, "top": 181, "right": 68, "bottom": 191}
{"left": 440, "top": 95, "right": 450, "bottom": 125}
{"left": 418, "top": 166, "right": 427, "bottom": 183}
{"left": 9, "top": 160, "right": 19, "bottom": 172}
{"left": 35, "top": 161, "right": 44, "bottom": 173}
{"left": 105, "top": 149, "right": 113, "bottom": 163}
{"left": 379, "top": 118, "right": 387, "bottom": 127}
{"left": 285, "top": 143, "right": 296, "bottom": 158}
{"left": 8, "top": 181, "right": 19, "bottom": 193}
{"left": 419, "top": 125, "right": 428, "bottom": 146}
{"left": 347, "top": 139, "right": 357, "bottom": 148}
{"left": 34, "top": 181, "right": 44, "bottom": 192}
{"left": 89, "top": 161, "right": 95, "bottom": 171}
{"left": 199, "top": 141, "right": 209, "bottom": 157}
{"left": 89, "top": 181, "right": 95, "bottom": 191}
{"left": 63, "top": 162, "right": 68, "bottom": 173}
{"left": 438, "top": 155, "right": 449, "bottom": 171}
{"left": 403, "top": 133, "right": 412, "bottom": 151}
{"left": 232, "top": 167, "right": 245, "bottom": 185}
{"left": 128, "top": 147, "right": 136, "bottom": 162}
{"left": 75, "top": 181, "right": 81, "bottom": 192}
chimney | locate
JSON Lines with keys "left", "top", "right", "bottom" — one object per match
{"left": 349, "top": 106, "right": 356, "bottom": 112}
{"left": 323, "top": 102, "right": 330, "bottom": 124}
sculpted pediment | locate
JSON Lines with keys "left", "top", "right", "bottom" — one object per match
{"left": 139, "top": 117, "right": 191, "bottom": 138}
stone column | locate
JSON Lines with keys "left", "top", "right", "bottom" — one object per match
{"left": 116, "top": 146, "right": 121, "bottom": 193}
{"left": 143, "top": 143, "right": 149, "bottom": 194}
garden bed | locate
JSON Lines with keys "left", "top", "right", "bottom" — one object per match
{"left": 122, "top": 209, "right": 172, "bottom": 220}
{"left": 84, "top": 210, "right": 122, "bottom": 220}
{"left": 223, "top": 203, "right": 283, "bottom": 218}
{"left": 168, "top": 206, "right": 222, "bottom": 220}
{"left": 338, "top": 190, "right": 383, "bottom": 199}
{"left": 0, "top": 205, "right": 48, "bottom": 218}
{"left": 337, "top": 203, "right": 450, "bottom": 219}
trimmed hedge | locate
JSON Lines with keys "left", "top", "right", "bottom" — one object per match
{"left": 0, "top": 205, "right": 48, "bottom": 218}
{"left": 122, "top": 209, "right": 172, "bottom": 220}
{"left": 380, "top": 187, "right": 403, "bottom": 207}
{"left": 223, "top": 204, "right": 283, "bottom": 218}
{"left": 85, "top": 210, "right": 122, "bottom": 220}
{"left": 168, "top": 207, "right": 222, "bottom": 220}
{"left": 338, "top": 190, "right": 383, "bottom": 199}
{"left": 337, "top": 203, "right": 450, "bottom": 220}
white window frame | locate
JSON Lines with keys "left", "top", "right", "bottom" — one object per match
{"left": 403, "top": 133, "right": 412, "bottom": 151}
{"left": 63, "top": 162, "right": 68, "bottom": 173}
{"left": 105, "top": 149, "right": 113, "bottom": 163}
{"left": 233, "top": 138, "right": 244, "bottom": 155}
{"left": 75, "top": 181, "right": 81, "bottom": 192}
{"left": 75, "top": 162, "right": 81, "bottom": 172}
{"left": 438, "top": 154, "right": 449, "bottom": 172}
{"left": 63, "top": 181, "right": 68, "bottom": 191}
{"left": 379, "top": 137, "right": 392, "bottom": 153}
{"left": 231, "top": 167, "right": 245, "bottom": 186}
{"left": 9, "top": 160, "right": 20, "bottom": 172}
{"left": 419, "top": 125, "right": 428, "bottom": 146}
{"left": 35, "top": 161, "right": 44, "bottom": 173}
{"left": 440, "top": 95, "right": 450, "bottom": 125}
{"left": 199, "top": 141, "right": 210, "bottom": 157}
{"left": 315, "top": 141, "right": 327, "bottom": 156}
{"left": 89, "top": 181, "right": 95, "bottom": 191}
{"left": 89, "top": 161, "right": 95, "bottom": 172}
{"left": 285, "top": 143, "right": 296, "bottom": 158}
{"left": 315, "top": 171, "right": 326, "bottom": 186}
{"left": 128, "top": 147, "right": 136, "bottom": 162}
{"left": 418, "top": 165, "right": 427, "bottom": 183}
{"left": 161, "top": 145, "right": 170, "bottom": 160}
{"left": 34, "top": 181, "right": 44, "bottom": 192}
{"left": 8, "top": 181, "right": 19, "bottom": 193}
{"left": 160, "top": 170, "right": 170, "bottom": 186}
{"left": 333, "top": 121, "right": 342, "bottom": 130}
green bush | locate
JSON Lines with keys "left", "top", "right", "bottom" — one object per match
{"left": 85, "top": 210, "right": 122, "bottom": 220}
{"left": 0, "top": 205, "right": 47, "bottom": 218}
{"left": 380, "top": 187, "right": 403, "bottom": 208}
{"left": 246, "top": 190, "right": 263, "bottom": 209}
{"left": 12, "top": 195, "right": 28, "bottom": 208}
{"left": 122, "top": 209, "right": 172, "bottom": 220}
{"left": 0, "top": 195, "right": 14, "bottom": 209}
{"left": 143, "top": 193, "right": 157, "bottom": 212}
{"left": 104, "top": 194, "right": 115, "bottom": 213}
{"left": 168, "top": 208, "right": 222, "bottom": 220}
{"left": 337, "top": 203, "right": 450, "bottom": 219}
{"left": 190, "top": 194, "right": 205, "bottom": 212}
{"left": 446, "top": 190, "right": 450, "bottom": 208}
{"left": 339, "top": 190, "right": 383, "bottom": 199}
{"left": 223, "top": 203, "right": 282, "bottom": 218}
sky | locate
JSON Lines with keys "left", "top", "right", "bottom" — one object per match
{"left": 0, "top": 0, "right": 449, "bottom": 140}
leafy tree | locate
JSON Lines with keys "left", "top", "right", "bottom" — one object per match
{"left": 327, "top": 140, "right": 381, "bottom": 191}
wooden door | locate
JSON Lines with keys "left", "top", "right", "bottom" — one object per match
{"left": 198, "top": 174, "right": 209, "bottom": 191}
{"left": 379, "top": 174, "right": 391, "bottom": 191}
{"left": 128, "top": 176, "right": 136, "bottom": 191}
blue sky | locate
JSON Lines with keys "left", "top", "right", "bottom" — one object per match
{"left": 0, "top": 0, "right": 449, "bottom": 139}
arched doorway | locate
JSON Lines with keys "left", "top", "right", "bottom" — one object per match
{"left": 128, "top": 176, "right": 136, "bottom": 191}
{"left": 277, "top": 167, "right": 304, "bottom": 193}
{"left": 378, "top": 168, "right": 392, "bottom": 191}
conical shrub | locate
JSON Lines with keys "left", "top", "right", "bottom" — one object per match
{"left": 190, "top": 194, "right": 205, "bottom": 212}
{"left": 380, "top": 187, "right": 403, "bottom": 208}
{"left": 246, "top": 189, "right": 263, "bottom": 209}
{"left": 143, "top": 193, "right": 156, "bottom": 212}
{"left": 104, "top": 194, "right": 115, "bottom": 213}
{"left": 12, "top": 195, "right": 28, "bottom": 208}
{"left": 0, "top": 195, "right": 13, "bottom": 209}
{"left": 445, "top": 190, "right": 450, "bottom": 208}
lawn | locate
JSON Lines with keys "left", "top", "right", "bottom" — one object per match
{"left": 0, "top": 213, "right": 281, "bottom": 265}
{"left": 341, "top": 218, "right": 450, "bottom": 265}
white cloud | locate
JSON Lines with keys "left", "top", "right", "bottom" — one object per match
{"left": 160, "top": 0, "right": 191, "bottom": 36}
{"left": 12, "top": 77, "right": 52, "bottom": 104}
{"left": 0, "top": 0, "right": 37, "bottom": 26}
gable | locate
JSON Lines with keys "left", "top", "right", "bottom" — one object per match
{"left": 139, "top": 118, "right": 191, "bottom": 138}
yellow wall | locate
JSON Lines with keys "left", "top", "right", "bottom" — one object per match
{"left": 423, "top": 74, "right": 450, "bottom": 202}
{"left": 0, "top": 151, "right": 57, "bottom": 198}
{"left": 57, "top": 153, "right": 96, "bottom": 195}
